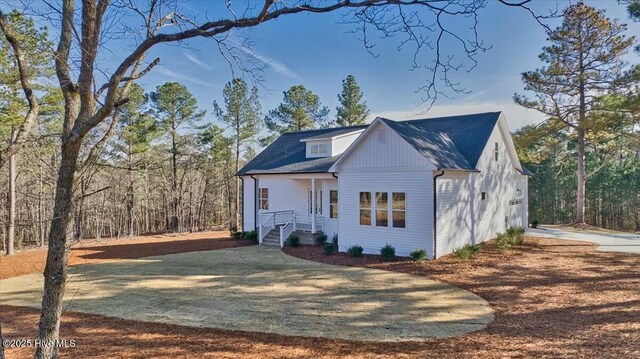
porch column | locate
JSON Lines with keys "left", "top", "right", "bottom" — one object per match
{"left": 311, "top": 177, "right": 316, "bottom": 234}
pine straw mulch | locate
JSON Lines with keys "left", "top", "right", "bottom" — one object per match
{"left": 2, "top": 236, "right": 639, "bottom": 358}
{"left": 0, "top": 231, "right": 254, "bottom": 280}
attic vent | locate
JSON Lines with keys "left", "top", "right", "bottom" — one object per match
{"left": 378, "top": 129, "right": 386, "bottom": 143}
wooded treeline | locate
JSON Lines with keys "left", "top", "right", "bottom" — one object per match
{"left": 0, "top": 13, "right": 371, "bottom": 252}
{"left": 514, "top": 2, "right": 640, "bottom": 231}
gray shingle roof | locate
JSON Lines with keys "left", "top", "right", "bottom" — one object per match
{"left": 381, "top": 112, "right": 501, "bottom": 170}
{"left": 237, "top": 112, "right": 501, "bottom": 175}
{"left": 237, "top": 125, "right": 367, "bottom": 175}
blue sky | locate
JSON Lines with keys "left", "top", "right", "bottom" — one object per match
{"left": 126, "top": 0, "right": 640, "bottom": 134}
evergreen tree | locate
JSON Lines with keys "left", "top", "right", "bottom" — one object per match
{"left": 213, "top": 78, "right": 261, "bottom": 231}
{"left": 150, "top": 82, "right": 206, "bottom": 231}
{"left": 514, "top": 3, "right": 636, "bottom": 224}
{"left": 265, "top": 85, "right": 329, "bottom": 135}
{"left": 336, "top": 75, "right": 369, "bottom": 126}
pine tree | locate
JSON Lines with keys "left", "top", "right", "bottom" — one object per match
{"left": 514, "top": 3, "right": 636, "bottom": 225}
{"left": 213, "top": 78, "right": 261, "bottom": 231}
{"left": 150, "top": 82, "right": 206, "bottom": 231}
{"left": 336, "top": 75, "right": 369, "bottom": 126}
{"left": 265, "top": 85, "right": 329, "bottom": 135}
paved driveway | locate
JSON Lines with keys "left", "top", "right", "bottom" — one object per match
{"left": 0, "top": 246, "right": 493, "bottom": 342}
{"left": 527, "top": 226, "right": 640, "bottom": 254}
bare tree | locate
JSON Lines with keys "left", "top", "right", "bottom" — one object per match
{"left": 0, "top": 1, "right": 552, "bottom": 357}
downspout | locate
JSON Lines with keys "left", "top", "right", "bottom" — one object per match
{"left": 331, "top": 173, "right": 338, "bottom": 179}
{"left": 250, "top": 175, "right": 258, "bottom": 231}
{"left": 433, "top": 170, "right": 445, "bottom": 259}
{"left": 239, "top": 177, "right": 245, "bottom": 233}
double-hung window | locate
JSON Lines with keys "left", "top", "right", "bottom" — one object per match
{"left": 258, "top": 188, "right": 269, "bottom": 210}
{"left": 392, "top": 192, "right": 406, "bottom": 228}
{"left": 329, "top": 190, "right": 338, "bottom": 219}
{"left": 375, "top": 192, "right": 388, "bottom": 227}
{"left": 359, "top": 192, "right": 371, "bottom": 226}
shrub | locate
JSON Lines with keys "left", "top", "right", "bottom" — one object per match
{"left": 453, "top": 244, "right": 481, "bottom": 261}
{"left": 495, "top": 233, "right": 512, "bottom": 250}
{"left": 288, "top": 234, "right": 300, "bottom": 247}
{"left": 506, "top": 226, "right": 525, "bottom": 245}
{"left": 332, "top": 233, "right": 339, "bottom": 248}
{"left": 347, "top": 245, "right": 364, "bottom": 257}
{"left": 380, "top": 244, "right": 396, "bottom": 260}
{"left": 243, "top": 231, "right": 258, "bottom": 242}
{"left": 410, "top": 249, "right": 427, "bottom": 262}
{"left": 323, "top": 243, "right": 336, "bottom": 255}
{"left": 531, "top": 219, "right": 539, "bottom": 228}
{"left": 315, "top": 233, "right": 328, "bottom": 246}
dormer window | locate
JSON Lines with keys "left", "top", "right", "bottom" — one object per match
{"left": 310, "top": 143, "right": 328, "bottom": 155}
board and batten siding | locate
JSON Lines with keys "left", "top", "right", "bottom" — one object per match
{"left": 435, "top": 120, "right": 527, "bottom": 257}
{"left": 337, "top": 122, "right": 436, "bottom": 257}
{"left": 241, "top": 176, "right": 256, "bottom": 231}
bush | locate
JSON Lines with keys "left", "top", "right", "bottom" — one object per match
{"left": 495, "top": 233, "right": 512, "bottom": 250}
{"left": 288, "top": 234, "right": 300, "bottom": 247}
{"left": 531, "top": 219, "right": 539, "bottom": 228}
{"left": 315, "top": 233, "right": 328, "bottom": 246}
{"left": 410, "top": 249, "right": 427, "bottom": 262}
{"left": 506, "top": 226, "right": 525, "bottom": 245}
{"left": 332, "top": 233, "right": 339, "bottom": 248}
{"left": 347, "top": 245, "right": 364, "bottom": 257}
{"left": 323, "top": 243, "right": 336, "bottom": 255}
{"left": 453, "top": 244, "right": 481, "bottom": 261}
{"left": 243, "top": 231, "right": 258, "bottom": 242}
{"left": 380, "top": 244, "right": 396, "bottom": 260}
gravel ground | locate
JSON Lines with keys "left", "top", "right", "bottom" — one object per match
{"left": 2, "top": 235, "right": 639, "bottom": 358}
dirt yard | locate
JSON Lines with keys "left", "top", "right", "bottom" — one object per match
{"left": 0, "top": 231, "right": 253, "bottom": 279}
{"left": 1, "top": 235, "right": 639, "bottom": 358}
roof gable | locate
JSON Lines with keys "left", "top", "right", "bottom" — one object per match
{"left": 237, "top": 125, "right": 366, "bottom": 175}
{"left": 238, "top": 111, "right": 508, "bottom": 176}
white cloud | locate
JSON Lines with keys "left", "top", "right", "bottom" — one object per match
{"left": 370, "top": 101, "right": 547, "bottom": 131}
{"left": 236, "top": 43, "right": 302, "bottom": 81}
{"left": 183, "top": 52, "right": 214, "bottom": 70}
{"left": 156, "top": 67, "right": 219, "bottom": 89}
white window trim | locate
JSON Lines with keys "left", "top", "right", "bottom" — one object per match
{"left": 358, "top": 191, "right": 407, "bottom": 229}
{"left": 258, "top": 188, "right": 269, "bottom": 210}
{"left": 359, "top": 192, "right": 372, "bottom": 226}
{"left": 329, "top": 190, "right": 338, "bottom": 219}
{"left": 391, "top": 192, "right": 406, "bottom": 229}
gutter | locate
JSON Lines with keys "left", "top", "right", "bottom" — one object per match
{"left": 432, "top": 170, "right": 445, "bottom": 259}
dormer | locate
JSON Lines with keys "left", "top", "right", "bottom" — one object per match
{"left": 301, "top": 129, "right": 365, "bottom": 158}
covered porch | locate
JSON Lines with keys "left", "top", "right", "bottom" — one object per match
{"left": 252, "top": 174, "right": 338, "bottom": 247}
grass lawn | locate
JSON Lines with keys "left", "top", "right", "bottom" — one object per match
{"left": 1, "top": 234, "right": 639, "bottom": 358}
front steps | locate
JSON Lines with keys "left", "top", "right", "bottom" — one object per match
{"left": 261, "top": 228, "right": 324, "bottom": 247}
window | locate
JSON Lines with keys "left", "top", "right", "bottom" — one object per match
{"left": 258, "top": 188, "right": 268, "bottom": 210}
{"left": 359, "top": 192, "right": 371, "bottom": 226}
{"left": 481, "top": 192, "right": 486, "bottom": 200}
{"left": 308, "top": 190, "right": 322, "bottom": 214}
{"left": 494, "top": 142, "right": 499, "bottom": 161}
{"left": 309, "top": 143, "right": 328, "bottom": 155}
{"left": 392, "top": 192, "right": 406, "bottom": 228}
{"left": 329, "top": 190, "right": 338, "bottom": 219}
{"left": 375, "top": 192, "right": 388, "bottom": 227}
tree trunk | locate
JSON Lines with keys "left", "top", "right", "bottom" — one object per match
{"left": 170, "top": 130, "right": 179, "bottom": 231}
{"left": 5, "top": 130, "right": 16, "bottom": 256}
{"left": 35, "top": 139, "right": 82, "bottom": 359}
{"left": 575, "top": 128, "right": 586, "bottom": 224}
{"left": 126, "top": 143, "right": 134, "bottom": 236}
{"left": 235, "top": 140, "right": 240, "bottom": 231}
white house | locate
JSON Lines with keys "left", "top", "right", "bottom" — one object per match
{"left": 238, "top": 112, "right": 529, "bottom": 259}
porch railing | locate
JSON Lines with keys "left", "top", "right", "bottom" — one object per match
{"left": 296, "top": 216, "right": 323, "bottom": 233}
{"left": 279, "top": 215, "right": 296, "bottom": 248}
{"left": 258, "top": 213, "right": 275, "bottom": 244}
